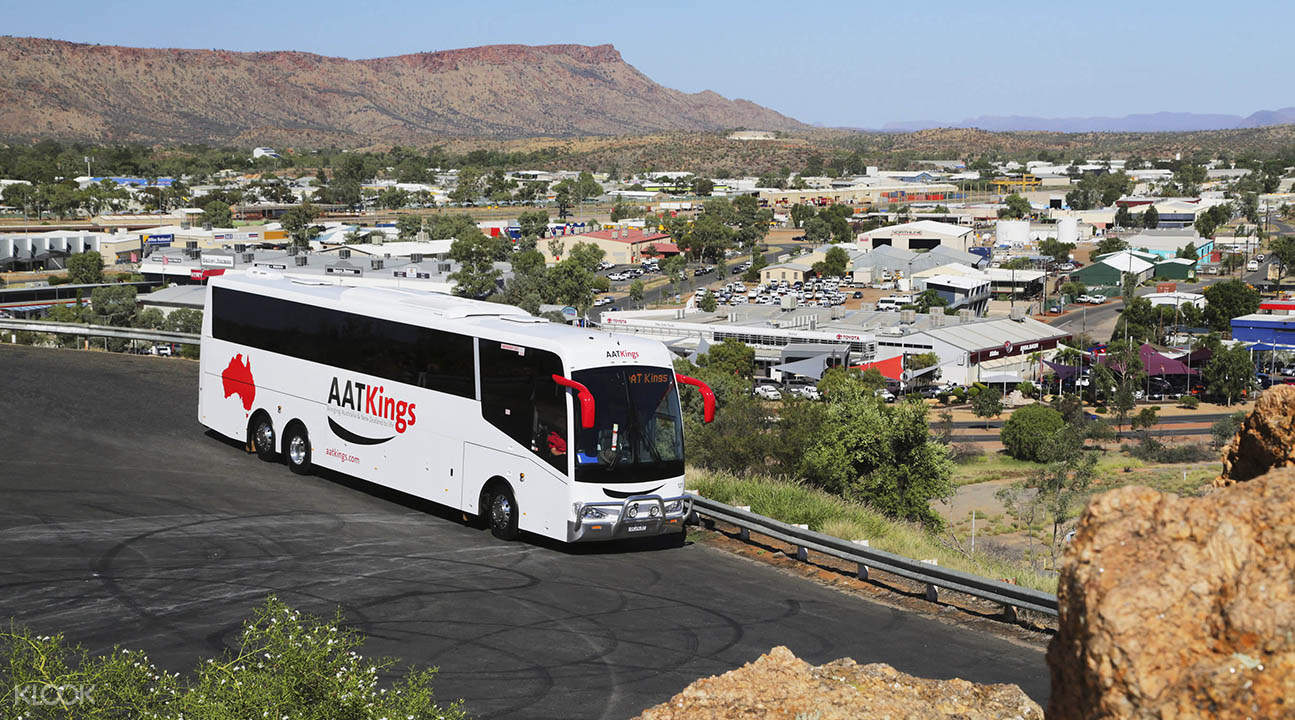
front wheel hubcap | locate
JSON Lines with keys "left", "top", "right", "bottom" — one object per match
{"left": 491, "top": 495, "right": 512, "bottom": 528}
{"left": 288, "top": 436, "right": 307, "bottom": 465}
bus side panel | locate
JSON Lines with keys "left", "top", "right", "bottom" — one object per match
{"left": 463, "top": 442, "right": 569, "bottom": 542}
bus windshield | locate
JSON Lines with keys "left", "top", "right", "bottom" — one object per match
{"left": 572, "top": 366, "right": 685, "bottom": 484}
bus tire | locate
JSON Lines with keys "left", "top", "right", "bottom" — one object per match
{"left": 488, "top": 487, "right": 519, "bottom": 541}
{"left": 283, "top": 422, "right": 311, "bottom": 475}
{"left": 250, "top": 413, "right": 277, "bottom": 462}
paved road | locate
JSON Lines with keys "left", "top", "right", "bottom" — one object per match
{"left": 0, "top": 346, "right": 1048, "bottom": 719}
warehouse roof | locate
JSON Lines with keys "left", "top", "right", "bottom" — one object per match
{"left": 919, "top": 316, "right": 1067, "bottom": 352}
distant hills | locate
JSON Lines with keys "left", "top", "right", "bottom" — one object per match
{"left": 0, "top": 37, "right": 807, "bottom": 145}
{"left": 881, "top": 108, "right": 1295, "bottom": 133}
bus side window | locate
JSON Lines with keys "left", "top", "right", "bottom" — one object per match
{"left": 478, "top": 341, "right": 566, "bottom": 472}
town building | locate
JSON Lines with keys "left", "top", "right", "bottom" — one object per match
{"left": 858, "top": 220, "right": 976, "bottom": 253}
{"left": 1069, "top": 251, "right": 1156, "bottom": 286}
{"left": 542, "top": 227, "right": 673, "bottom": 265}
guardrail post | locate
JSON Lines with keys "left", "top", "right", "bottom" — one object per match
{"left": 1002, "top": 604, "right": 1019, "bottom": 622}
{"left": 735, "top": 506, "right": 751, "bottom": 541}
{"left": 852, "top": 539, "right": 870, "bottom": 579}
{"left": 921, "top": 559, "right": 939, "bottom": 602}
{"left": 792, "top": 524, "right": 809, "bottom": 561}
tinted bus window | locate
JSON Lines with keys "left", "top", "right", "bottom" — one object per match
{"left": 478, "top": 340, "right": 567, "bottom": 472}
{"left": 211, "top": 287, "right": 474, "bottom": 399}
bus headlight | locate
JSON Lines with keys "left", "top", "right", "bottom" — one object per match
{"left": 664, "top": 500, "right": 683, "bottom": 514}
{"left": 581, "top": 506, "right": 607, "bottom": 519}
{"left": 626, "top": 503, "right": 639, "bottom": 519}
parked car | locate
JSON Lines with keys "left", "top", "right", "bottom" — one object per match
{"left": 874, "top": 388, "right": 895, "bottom": 402}
{"left": 789, "top": 385, "right": 820, "bottom": 401}
{"left": 1048, "top": 304, "right": 1062, "bottom": 313}
{"left": 1087, "top": 294, "right": 1106, "bottom": 304}
{"left": 753, "top": 385, "right": 783, "bottom": 401}
{"left": 1247, "top": 260, "right": 1260, "bottom": 272}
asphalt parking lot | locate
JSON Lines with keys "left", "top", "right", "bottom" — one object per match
{"left": 0, "top": 345, "right": 1048, "bottom": 718}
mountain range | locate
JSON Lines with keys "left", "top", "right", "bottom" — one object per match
{"left": 881, "top": 108, "right": 1295, "bottom": 133}
{"left": 0, "top": 37, "right": 806, "bottom": 145}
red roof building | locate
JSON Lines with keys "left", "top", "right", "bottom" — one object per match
{"left": 545, "top": 227, "right": 672, "bottom": 265}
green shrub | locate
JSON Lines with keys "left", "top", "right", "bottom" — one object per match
{"left": 1094, "top": 406, "right": 1108, "bottom": 414}
{"left": 1000, "top": 403, "right": 1065, "bottom": 461}
{"left": 0, "top": 597, "right": 466, "bottom": 719}
{"left": 1124, "top": 438, "right": 1215, "bottom": 463}
{"left": 1178, "top": 395, "right": 1200, "bottom": 409}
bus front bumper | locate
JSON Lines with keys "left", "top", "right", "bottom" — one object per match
{"left": 567, "top": 494, "right": 691, "bottom": 542}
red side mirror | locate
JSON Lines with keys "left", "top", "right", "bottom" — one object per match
{"left": 675, "top": 374, "right": 716, "bottom": 423}
{"left": 552, "top": 374, "right": 596, "bottom": 428}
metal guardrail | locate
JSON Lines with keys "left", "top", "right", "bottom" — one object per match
{"left": 0, "top": 319, "right": 200, "bottom": 345}
{"left": 689, "top": 494, "right": 1059, "bottom": 617}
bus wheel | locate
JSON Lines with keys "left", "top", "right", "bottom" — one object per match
{"left": 488, "top": 488, "right": 519, "bottom": 541}
{"left": 250, "top": 414, "right": 277, "bottom": 462}
{"left": 284, "top": 423, "right": 311, "bottom": 475}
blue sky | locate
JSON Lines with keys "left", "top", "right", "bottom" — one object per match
{"left": 1, "top": 0, "right": 1290, "bottom": 128}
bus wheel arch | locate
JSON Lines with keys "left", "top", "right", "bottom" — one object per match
{"left": 282, "top": 420, "right": 312, "bottom": 475}
{"left": 481, "top": 477, "right": 519, "bottom": 541}
{"left": 248, "top": 410, "right": 277, "bottom": 461}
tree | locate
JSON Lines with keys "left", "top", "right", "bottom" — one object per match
{"left": 1060, "top": 280, "right": 1086, "bottom": 298}
{"left": 790, "top": 203, "right": 815, "bottom": 229}
{"left": 377, "top": 188, "right": 411, "bottom": 210}
{"left": 661, "top": 254, "right": 687, "bottom": 297}
{"left": 1203, "top": 279, "right": 1261, "bottom": 331}
{"left": 396, "top": 214, "right": 422, "bottom": 240}
{"left": 1203, "top": 344, "right": 1254, "bottom": 406}
{"left": 566, "top": 241, "right": 606, "bottom": 272}
{"left": 1114, "top": 205, "right": 1133, "bottom": 228}
{"left": 998, "top": 193, "right": 1032, "bottom": 219}
{"left": 90, "top": 285, "right": 137, "bottom": 326}
{"left": 698, "top": 338, "right": 755, "bottom": 378}
{"left": 691, "top": 177, "right": 714, "bottom": 196}
{"left": 448, "top": 168, "right": 482, "bottom": 205}
{"left": 1176, "top": 241, "right": 1198, "bottom": 260}
{"left": 1035, "top": 445, "right": 1099, "bottom": 562}
{"left": 448, "top": 229, "right": 502, "bottom": 299}
{"left": 1268, "top": 235, "right": 1295, "bottom": 287}
{"left": 1000, "top": 403, "right": 1065, "bottom": 461}
{"left": 820, "top": 246, "right": 850, "bottom": 278}
{"left": 913, "top": 289, "right": 948, "bottom": 313}
{"left": 628, "top": 279, "right": 645, "bottom": 307}
{"left": 425, "top": 213, "right": 477, "bottom": 240}
{"left": 165, "top": 308, "right": 203, "bottom": 334}
{"left": 66, "top": 251, "right": 104, "bottom": 285}
{"left": 574, "top": 171, "right": 603, "bottom": 200}
{"left": 1038, "top": 238, "right": 1075, "bottom": 264}
{"left": 971, "top": 387, "right": 1003, "bottom": 427}
{"left": 699, "top": 292, "right": 718, "bottom": 312}
{"left": 1130, "top": 405, "right": 1160, "bottom": 442}
{"left": 1142, "top": 205, "right": 1159, "bottom": 229}
{"left": 517, "top": 210, "right": 550, "bottom": 240}
{"left": 281, "top": 204, "right": 321, "bottom": 248}
{"left": 547, "top": 259, "right": 598, "bottom": 313}
{"left": 1095, "top": 236, "right": 1127, "bottom": 255}
{"left": 553, "top": 180, "right": 575, "bottom": 219}
{"left": 803, "top": 215, "right": 831, "bottom": 245}
{"left": 801, "top": 394, "right": 953, "bottom": 526}
{"left": 200, "top": 200, "right": 232, "bottom": 228}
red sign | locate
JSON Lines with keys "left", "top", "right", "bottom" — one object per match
{"left": 190, "top": 268, "right": 226, "bottom": 280}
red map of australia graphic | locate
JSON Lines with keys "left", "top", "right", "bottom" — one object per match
{"left": 221, "top": 354, "right": 256, "bottom": 411}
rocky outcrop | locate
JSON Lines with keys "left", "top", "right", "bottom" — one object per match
{"left": 0, "top": 36, "right": 806, "bottom": 144}
{"left": 633, "top": 646, "right": 1043, "bottom": 720}
{"left": 1218, "top": 384, "right": 1295, "bottom": 485}
{"left": 1047, "top": 468, "right": 1295, "bottom": 718}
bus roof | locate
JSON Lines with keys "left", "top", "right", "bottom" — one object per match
{"left": 209, "top": 269, "right": 675, "bottom": 371}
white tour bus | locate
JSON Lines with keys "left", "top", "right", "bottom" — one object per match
{"left": 198, "top": 269, "right": 715, "bottom": 544}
